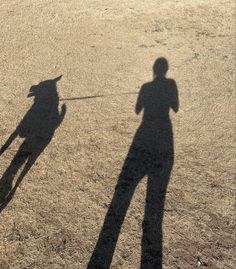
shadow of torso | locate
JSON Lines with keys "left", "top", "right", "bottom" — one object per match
{"left": 123, "top": 77, "right": 178, "bottom": 188}
{"left": 18, "top": 85, "right": 60, "bottom": 149}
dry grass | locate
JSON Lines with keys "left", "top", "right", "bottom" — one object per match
{"left": 0, "top": 0, "right": 235, "bottom": 268}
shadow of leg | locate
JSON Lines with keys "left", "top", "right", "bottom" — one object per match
{"left": 141, "top": 178, "right": 166, "bottom": 269}
{"left": 8, "top": 152, "right": 39, "bottom": 197}
{"left": 0, "top": 141, "right": 30, "bottom": 204}
{"left": 87, "top": 133, "right": 148, "bottom": 268}
{"left": 87, "top": 174, "right": 139, "bottom": 269}
{"left": 0, "top": 142, "right": 45, "bottom": 212}
{"left": 141, "top": 158, "right": 173, "bottom": 269}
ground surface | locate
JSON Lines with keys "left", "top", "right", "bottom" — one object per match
{"left": 0, "top": 0, "right": 235, "bottom": 268}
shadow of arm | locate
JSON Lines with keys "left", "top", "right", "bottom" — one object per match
{"left": 170, "top": 80, "right": 179, "bottom": 113}
{"left": 135, "top": 87, "right": 145, "bottom": 114}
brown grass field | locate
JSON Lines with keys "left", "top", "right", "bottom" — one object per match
{"left": 0, "top": 0, "right": 235, "bottom": 268}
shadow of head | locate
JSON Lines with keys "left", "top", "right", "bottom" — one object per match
{"left": 153, "top": 57, "right": 169, "bottom": 79}
{"left": 28, "top": 75, "right": 62, "bottom": 98}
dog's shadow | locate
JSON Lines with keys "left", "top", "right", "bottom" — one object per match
{"left": 0, "top": 76, "right": 66, "bottom": 212}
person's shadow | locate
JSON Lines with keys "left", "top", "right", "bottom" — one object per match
{"left": 87, "top": 58, "right": 179, "bottom": 269}
{"left": 0, "top": 76, "right": 66, "bottom": 212}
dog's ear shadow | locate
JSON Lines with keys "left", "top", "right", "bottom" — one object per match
{"left": 53, "top": 75, "right": 63, "bottom": 82}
